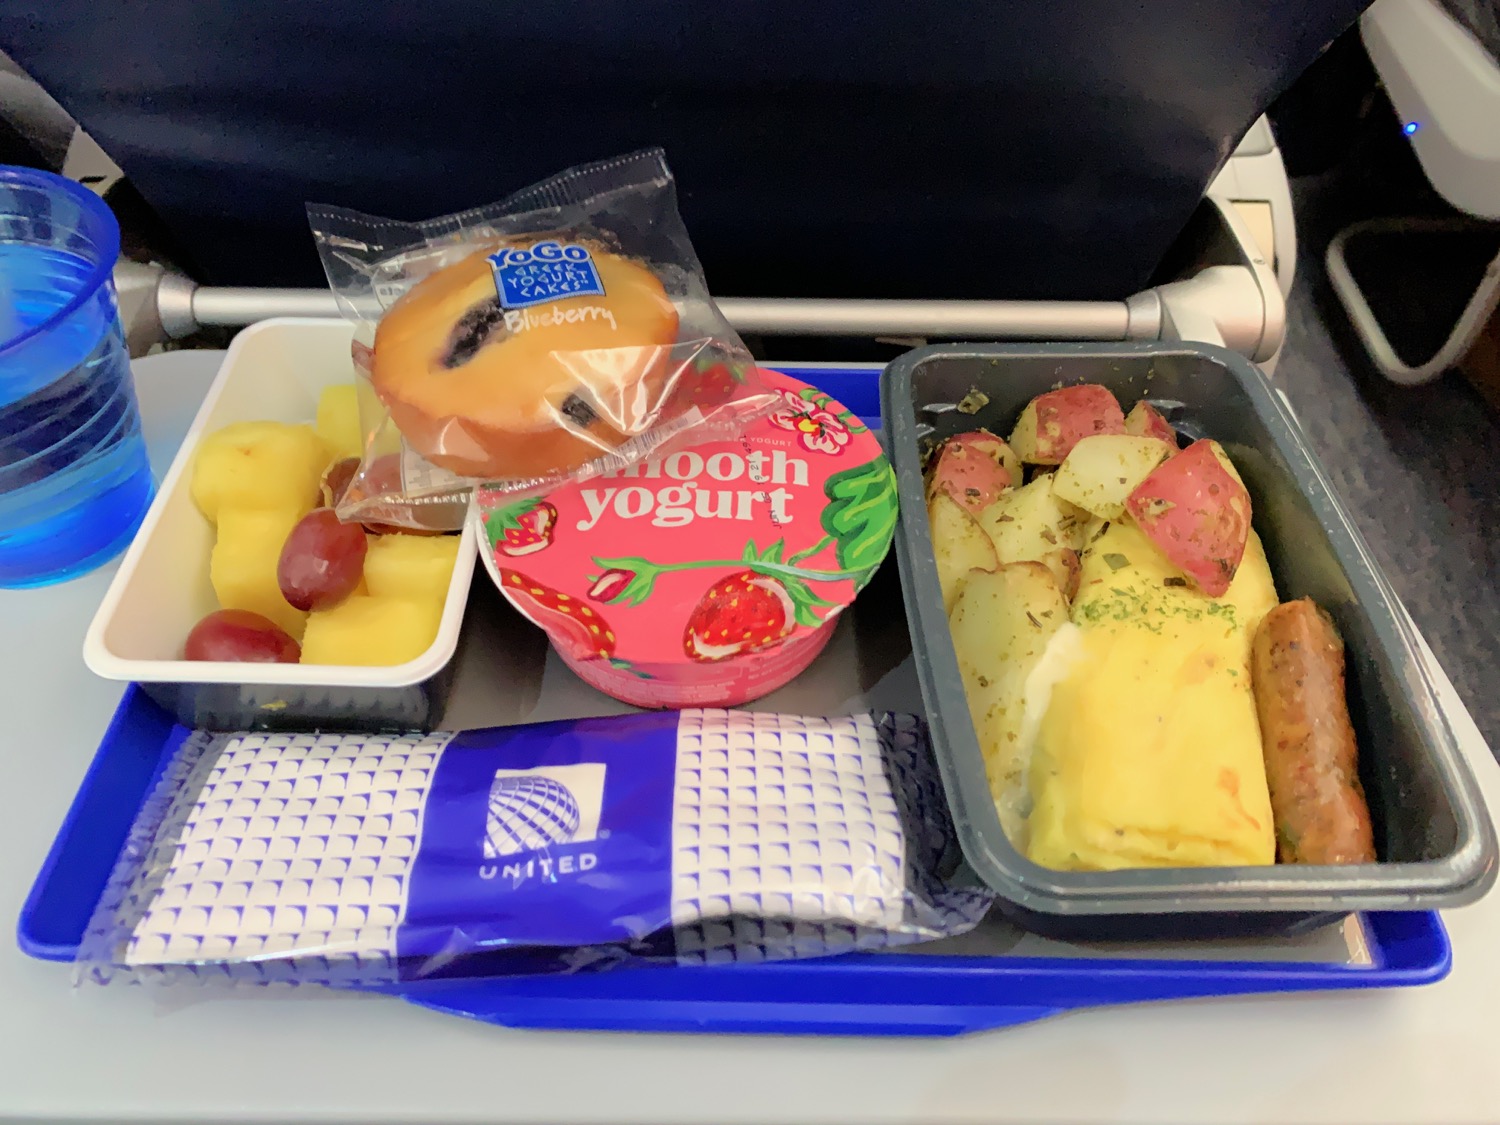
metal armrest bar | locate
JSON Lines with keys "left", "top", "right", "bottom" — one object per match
{"left": 126, "top": 197, "right": 1281, "bottom": 360}
{"left": 173, "top": 286, "right": 1155, "bottom": 343}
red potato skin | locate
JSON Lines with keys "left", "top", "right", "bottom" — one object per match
{"left": 960, "top": 431, "right": 1022, "bottom": 479}
{"left": 1124, "top": 401, "right": 1178, "bottom": 445}
{"left": 1250, "top": 598, "right": 1377, "bottom": 865}
{"left": 1025, "top": 385, "right": 1127, "bottom": 464}
{"left": 925, "top": 434, "right": 1013, "bottom": 515}
{"left": 1124, "top": 439, "right": 1250, "bottom": 596}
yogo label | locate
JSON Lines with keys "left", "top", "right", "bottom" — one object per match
{"left": 488, "top": 240, "right": 607, "bottom": 309}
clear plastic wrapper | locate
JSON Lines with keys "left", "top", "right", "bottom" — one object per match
{"left": 307, "top": 149, "right": 777, "bottom": 531}
{"left": 77, "top": 710, "right": 993, "bottom": 986}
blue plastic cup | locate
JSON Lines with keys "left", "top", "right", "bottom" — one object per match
{"left": 0, "top": 165, "right": 154, "bottom": 588}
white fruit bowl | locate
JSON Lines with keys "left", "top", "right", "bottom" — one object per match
{"left": 82, "top": 318, "right": 477, "bottom": 731}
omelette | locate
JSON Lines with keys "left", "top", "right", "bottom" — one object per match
{"left": 1025, "top": 520, "right": 1280, "bottom": 870}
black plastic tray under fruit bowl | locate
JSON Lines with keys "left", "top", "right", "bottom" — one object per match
{"left": 882, "top": 341, "right": 1497, "bottom": 941}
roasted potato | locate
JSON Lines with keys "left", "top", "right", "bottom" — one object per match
{"left": 954, "top": 430, "right": 1022, "bottom": 484}
{"left": 1123, "top": 400, "right": 1178, "bottom": 445}
{"left": 1040, "top": 547, "right": 1081, "bottom": 601}
{"left": 949, "top": 562, "right": 1072, "bottom": 843}
{"left": 1124, "top": 439, "right": 1251, "bottom": 597}
{"left": 1007, "top": 384, "right": 1126, "bottom": 465}
{"left": 1051, "top": 434, "right": 1176, "bottom": 521}
{"left": 1210, "top": 440, "right": 1247, "bottom": 486}
{"left": 929, "top": 493, "right": 998, "bottom": 613}
{"left": 925, "top": 433, "right": 1014, "bottom": 516}
{"left": 986, "top": 433, "right": 1024, "bottom": 484}
{"left": 977, "top": 477, "right": 1087, "bottom": 563}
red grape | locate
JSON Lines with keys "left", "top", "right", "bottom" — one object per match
{"left": 319, "top": 456, "right": 360, "bottom": 509}
{"left": 277, "top": 507, "right": 367, "bottom": 611}
{"left": 184, "top": 609, "right": 300, "bottom": 663}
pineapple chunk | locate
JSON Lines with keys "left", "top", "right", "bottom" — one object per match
{"left": 190, "top": 421, "right": 330, "bottom": 524}
{"left": 300, "top": 596, "right": 443, "bottom": 666}
{"left": 363, "top": 534, "right": 460, "bottom": 603}
{"left": 210, "top": 507, "right": 306, "bottom": 638}
{"left": 315, "top": 384, "right": 365, "bottom": 462}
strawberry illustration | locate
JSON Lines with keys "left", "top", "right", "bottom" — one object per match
{"left": 488, "top": 499, "right": 557, "bottom": 557}
{"left": 664, "top": 352, "right": 753, "bottom": 417}
{"left": 588, "top": 568, "right": 636, "bottom": 603}
{"left": 694, "top": 361, "right": 743, "bottom": 407}
{"left": 682, "top": 570, "right": 795, "bottom": 662}
{"left": 496, "top": 569, "right": 616, "bottom": 662}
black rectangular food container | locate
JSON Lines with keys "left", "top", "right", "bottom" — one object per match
{"left": 882, "top": 342, "right": 1496, "bottom": 940}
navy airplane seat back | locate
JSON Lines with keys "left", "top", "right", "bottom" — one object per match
{"left": 0, "top": 0, "right": 1367, "bottom": 301}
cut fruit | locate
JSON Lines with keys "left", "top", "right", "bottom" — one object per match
{"left": 320, "top": 457, "right": 359, "bottom": 509}
{"left": 315, "top": 384, "right": 365, "bottom": 462}
{"left": 300, "top": 595, "right": 443, "bottom": 666}
{"left": 190, "top": 421, "right": 330, "bottom": 524}
{"left": 210, "top": 506, "right": 307, "bottom": 639}
{"left": 364, "top": 534, "right": 462, "bottom": 603}
{"left": 184, "top": 609, "right": 301, "bottom": 663}
{"left": 277, "top": 508, "right": 368, "bottom": 611}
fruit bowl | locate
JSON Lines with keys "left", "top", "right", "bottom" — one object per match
{"left": 83, "top": 319, "right": 477, "bottom": 732}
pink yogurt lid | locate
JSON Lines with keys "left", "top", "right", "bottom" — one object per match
{"left": 476, "top": 369, "right": 896, "bottom": 708}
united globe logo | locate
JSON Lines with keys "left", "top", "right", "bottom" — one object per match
{"left": 480, "top": 762, "right": 607, "bottom": 868}
{"left": 485, "top": 775, "right": 583, "bottom": 857}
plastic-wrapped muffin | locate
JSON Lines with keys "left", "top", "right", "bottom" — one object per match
{"left": 370, "top": 237, "right": 680, "bottom": 479}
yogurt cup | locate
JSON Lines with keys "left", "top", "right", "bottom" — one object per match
{"left": 474, "top": 369, "right": 895, "bottom": 708}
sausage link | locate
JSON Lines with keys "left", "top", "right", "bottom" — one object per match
{"left": 1250, "top": 598, "right": 1377, "bottom": 865}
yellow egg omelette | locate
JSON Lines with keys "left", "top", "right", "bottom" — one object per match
{"left": 1026, "top": 520, "right": 1280, "bottom": 870}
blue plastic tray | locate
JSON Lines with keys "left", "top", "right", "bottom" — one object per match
{"left": 16, "top": 364, "right": 1452, "bottom": 1037}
